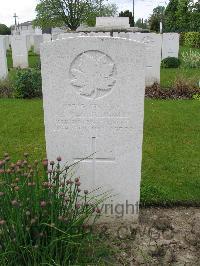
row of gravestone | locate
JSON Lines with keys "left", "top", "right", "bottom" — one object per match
{"left": 0, "top": 34, "right": 50, "bottom": 78}
{"left": 0, "top": 33, "right": 179, "bottom": 86}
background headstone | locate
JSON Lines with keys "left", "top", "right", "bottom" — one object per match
{"left": 26, "top": 35, "right": 32, "bottom": 51}
{"left": 4, "top": 36, "right": 10, "bottom": 50}
{"left": 33, "top": 35, "right": 43, "bottom": 54}
{"left": 129, "top": 33, "right": 162, "bottom": 86}
{"left": 11, "top": 35, "right": 28, "bottom": 68}
{"left": 43, "top": 34, "right": 52, "bottom": 43}
{"left": 116, "top": 33, "right": 162, "bottom": 86}
{"left": 8, "top": 35, "right": 12, "bottom": 46}
{"left": 96, "top": 17, "right": 130, "bottom": 28}
{"left": 162, "top": 33, "right": 179, "bottom": 59}
{"left": 41, "top": 36, "right": 145, "bottom": 221}
{"left": 52, "top": 34, "right": 59, "bottom": 41}
{"left": 0, "top": 37, "right": 8, "bottom": 79}
{"left": 30, "top": 35, "right": 34, "bottom": 47}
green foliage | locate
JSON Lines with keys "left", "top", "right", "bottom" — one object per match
{"left": 192, "top": 93, "right": 200, "bottom": 101}
{"left": 188, "top": 0, "right": 200, "bottom": 31}
{"left": 34, "top": 0, "right": 65, "bottom": 29}
{"left": 164, "top": 0, "right": 200, "bottom": 32}
{"left": 175, "top": 0, "right": 189, "bottom": 32}
{"left": 149, "top": 6, "right": 165, "bottom": 32}
{"left": 0, "top": 79, "right": 14, "bottom": 98}
{"left": 183, "top": 32, "right": 200, "bottom": 48}
{"left": 181, "top": 49, "right": 200, "bottom": 68}
{"left": 164, "top": 0, "right": 179, "bottom": 32}
{"left": 161, "top": 57, "right": 181, "bottom": 68}
{"left": 85, "top": 2, "right": 118, "bottom": 27}
{"left": 179, "top": 32, "right": 185, "bottom": 45}
{"left": 34, "top": 0, "right": 117, "bottom": 30}
{"left": 14, "top": 68, "right": 42, "bottom": 99}
{"left": 119, "top": 10, "right": 134, "bottom": 27}
{"left": 0, "top": 154, "right": 108, "bottom": 265}
{"left": 135, "top": 18, "right": 148, "bottom": 29}
{"left": 0, "top": 24, "right": 11, "bottom": 35}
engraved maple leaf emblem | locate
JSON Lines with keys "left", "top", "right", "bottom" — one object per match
{"left": 70, "top": 51, "right": 116, "bottom": 99}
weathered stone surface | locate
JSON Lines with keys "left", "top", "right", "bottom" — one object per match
{"left": 116, "top": 33, "right": 162, "bottom": 86}
{"left": 43, "top": 34, "right": 52, "bottom": 43}
{"left": 162, "top": 33, "right": 179, "bottom": 59}
{"left": 3, "top": 35, "right": 10, "bottom": 50}
{"left": 11, "top": 35, "right": 28, "bottom": 68}
{"left": 26, "top": 35, "right": 32, "bottom": 51}
{"left": 30, "top": 35, "right": 34, "bottom": 47}
{"left": 41, "top": 36, "right": 145, "bottom": 221}
{"left": 33, "top": 35, "right": 43, "bottom": 54}
{"left": 96, "top": 17, "right": 130, "bottom": 28}
{"left": 52, "top": 34, "right": 59, "bottom": 41}
{"left": 58, "top": 32, "right": 110, "bottom": 39}
{"left": 0, "top": 36, "right": 8, "bottom": 79}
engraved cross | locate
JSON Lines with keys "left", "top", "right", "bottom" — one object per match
{"left": 73, "top": 137, "right": 115, "bottom": 186}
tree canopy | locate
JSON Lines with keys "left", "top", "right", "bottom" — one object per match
{"left": 0, "top": 24, "right": 11, "bottom": 35}
{"left": 135, "top": 18, "right": 148, "bottom": 29}
{"left": 148, "top": 6, "right": 165, "bottom": 32}
{"left": 34, "top": 0, "right": 117, "bottom": 30}
{"left": 164, "top": 0, "right": 200, "bottom": 32}
{"left": 119, "top": 10, "right": 134, "bottom": 27}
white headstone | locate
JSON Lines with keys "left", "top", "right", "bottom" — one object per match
{"left": 58, "top": 32, "right": 110, "bottom": 39}
{"left": 11, "top": 35, "right": 28, "bottom": 68}
{"left": 30, "top": 35, "right": 34, "bottom": 47}
{"left": 86, "top": 32, "right": 110, "bottom": 37}
{"left": 52, "top": 34, "right": 59, "bottom": 41}
{"left": 43, "top": 34, "right": 51, "bottom": 43}
{"left": 41, "top": 37, "right": 145, "bottom": 221}
{"left": 26, "top": 35, "right": 32, "bottom": 51}
{"left": 129, "top": 33, "right": 162, "bottom": 86}
{"left": 162, "top": 33, "right": 179, "bottom": 59}
{"left": 0, "top": 37, "right": 8, "bottom": 79}
{"left": 57, "top": 33, "right": 78, "bottom": 39}
{"left": 96, "top": 17, "right": 130, "bottom": 28}
{"left": 8, "top": 35, "right": 12, "bottom": 46}
{"left": 118, "top": 32, "right": 130, "bottom": 38}
{"left": 34, "top": 27, "right": 42, "bottom": 35}
{"left": 33, "top": 35, "right": 43, "bottom": 54}
{"left": 5, "top": 36, "right": 9, "bottom": 50}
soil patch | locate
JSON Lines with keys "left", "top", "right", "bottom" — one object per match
{"left": 99, "top": 207, "right": 200, "bottom": 265}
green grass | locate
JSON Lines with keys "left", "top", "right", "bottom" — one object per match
{"left": 0, "top": 99, "right": 200, "bottom": 206}
{"left": 142, "top": 100, "right": 200, "bottom": 206}
{"left": 0, "top": 99, "right": 46, "bottom": 161}
{"left": 160, "top": 46, "right": 200, "bottom": 88}
{"left": 160, "top": 68, "right": 200, "bottom": 88}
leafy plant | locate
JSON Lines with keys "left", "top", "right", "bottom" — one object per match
{"left": 181, "top": 49, "right": 200, "bottom": 68}
{"left": 183, "top": 32, "right": 200, "bottom": 48}
{"left": 161, "top": 57, "right": 181, "bottom": 68}
{"left": 0, "top": 78, "right": 14, "bottom": 98}
{"left": 0, "top": 153, "right": 108, "bottom": 265}
{"left": 192, "top": 94, "right": 200, "bottom": 101}
{"left": 14, "top": 68, "right": 42, "bottom": 99}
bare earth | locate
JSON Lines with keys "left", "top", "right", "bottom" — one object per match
{"left": 99, "top": 207, "right": 200, "bottom": 265}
